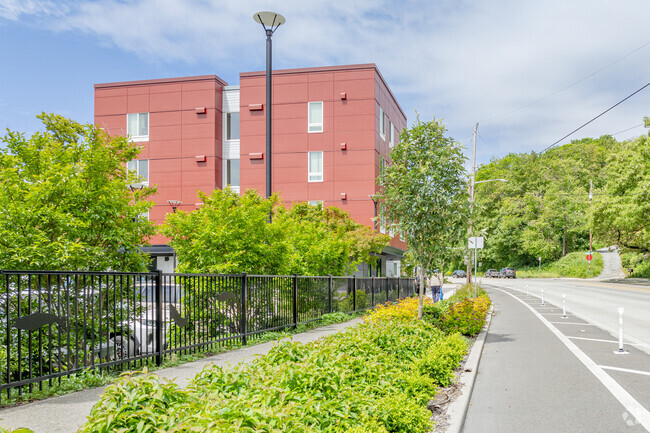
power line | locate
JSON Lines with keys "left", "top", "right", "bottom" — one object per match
{"left": 542, "top": 81, "right": 650, "bottom": 152}
{"left": 480, "top": 41, "right": 650, "bottom": 124}
{"left": 611, "top": 123, "right": 644, "bottom": 136}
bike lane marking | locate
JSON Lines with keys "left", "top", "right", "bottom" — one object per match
{"left": 493, "top": 286, "right": 650, "bottom": 431}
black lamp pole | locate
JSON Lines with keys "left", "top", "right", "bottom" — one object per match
{"left": 254, "top": 11, "right": 285, "bottom": 200}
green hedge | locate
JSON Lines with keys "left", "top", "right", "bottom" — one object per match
{"left": 80, "top": 319, "right": 468, "bottom": 433}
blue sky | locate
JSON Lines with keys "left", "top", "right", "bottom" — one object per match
{"left": 1, "top": 0, "right": 650, "bottom": 167}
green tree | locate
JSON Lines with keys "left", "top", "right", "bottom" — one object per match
{"left": 378, "top": 117, "right": 469, "bottom": 318}
{"left": 160, "top": 189, "right": 389, "bottom": 276}
{"left": 0, "top": 113, "right": 155, "bottom": 271}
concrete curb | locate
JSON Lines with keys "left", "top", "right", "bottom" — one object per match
{"left": 443, "top": 305, "right": 494, "bottom": 433}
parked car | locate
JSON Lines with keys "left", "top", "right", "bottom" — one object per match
{"left": 485, "top": 269, "right": 500, "bottom": 278}
{"left": 452, "top": 270, "right": 466, "bottom": 278}
{"left": 500, "top": 267, "right": 516, "bottom": 278}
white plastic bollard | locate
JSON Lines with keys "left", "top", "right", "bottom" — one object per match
{"left": 614, "top": 306, "right": 629, "bottom": 355}
{"left": 562, "top": 294, "right": 567, "bottom": 318}
{"left": 541, "top": 290, "right": 545, "bottom": 306}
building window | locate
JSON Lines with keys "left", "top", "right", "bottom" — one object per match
{"left": 226, "top": 159, "right": 240, "bottom": 186}
{"left": 308, "top": 102, "right": 323, "bottom": 133}
{"left": 308, "top": 151, "right": 323, "bottom": 182}
{"left": 308, "top": 200, "right": 323, "bottom": 207}
{"left": 389, "top": 121, "right": 394, "bottom": 147}
{"left": 127, "top": 113, "right": 149, "bottom": 141}
{"left": 226, "top": 112, "right": 240, "bottom": 140}
{"left": 127, "top": 159, "right": 149, "bottom": 185}
{"left": 379, "top": 106, "right": 385, "bottom": 139}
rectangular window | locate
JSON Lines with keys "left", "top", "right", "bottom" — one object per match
{"left": 389, "top": 121, "right": 394, "bottom": 146}
{"left": 127, "top": 113, "right": 149, "bottom": 141}
{"left": 379, "top": 107, "right": 385, "bottom": 139}
{"left": 308, "top": 200, "right": 323, "bottom": 207}
{"left": 308, "top": 151, "right": 323, "bottom": 182}
{"left": 226, "top": 112, "right": 240, "bottom": 140}
{"left": 308, "top": 102, "right": 323, "bottom": 133}
{"left": 127, "top": 159, "right": 149, "bottom": 185}
{"left": 226, "top": 159, "right": 240, "bottom": 186}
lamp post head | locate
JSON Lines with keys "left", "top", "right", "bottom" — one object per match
{"left": 253, "top": 11, "right": 285, "bottom": 34}
{"left": 167, "top": 200, "right": 182, "bottom": 213}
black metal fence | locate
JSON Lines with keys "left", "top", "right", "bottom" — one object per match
{"left": 0, "top": 270, "right": 415, "bottom": 402}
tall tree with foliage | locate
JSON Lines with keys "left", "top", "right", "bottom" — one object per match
{"left": 161, "top": 188, "right": 389, "bottom": 276}
{"left": 0, "top": 113, "right": 156, "bottom": 271}
{"left": 378, "top": 117, "right": 469, "bottom": 318}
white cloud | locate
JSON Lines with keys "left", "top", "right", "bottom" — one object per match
{"left": 8, "top": 0, "right": 650, "bottom": 163}
{"left": 0, "top": 0, "right": 64, "bottom": 20}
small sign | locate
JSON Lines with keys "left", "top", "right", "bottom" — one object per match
{"left": 469, "top": 237, "right": 484, "bottom": 249}
{"left": 586, "top": 253, "right": 593, "bottom": 262}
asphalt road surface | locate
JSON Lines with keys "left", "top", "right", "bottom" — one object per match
{"left": 463, "top": 278, "right": 650, "bottom": 433}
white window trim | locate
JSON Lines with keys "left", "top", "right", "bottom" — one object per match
{"left": 389, "top": 121, "right": 394, "bottom": 147}
{"left": 224, "top": 111, "right": 240, "bottom": 141}
{"left": 127, "top": 113, "right": 149, "bottom": 142}
{"left": 379, "top": 107, "right": 386, "bottom": 139}
{"left": 127, "top": 159, "right": 149, "bottom": 186}
{"left": 308, "top": 101, "right": 323, "bottom": 133}
{"left": 308, "top": 151, "right": 324, "bottom": 182}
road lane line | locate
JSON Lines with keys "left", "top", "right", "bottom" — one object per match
{"left": 569, "top": 336, "right": 650, "bottom": 347}
{"left": 492, "top": 286, "right": 650, "bottom": 431}
{"left": 600, "top": 365, "right": 650, "bottom": 377}
{"left": 549, "top": 322, "right": 597, "bottom": 326}
{"left": 564, "top": 281, "right": 650, "bottom": 293}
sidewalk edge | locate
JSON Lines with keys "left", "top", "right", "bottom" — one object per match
{"left": 443, "top": 305, "right": 493, "bottom": 433}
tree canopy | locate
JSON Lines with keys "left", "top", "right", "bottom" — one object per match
{"left": 378, "top": 117, "right": 469, "bottom": 317}
{"left": 161, "top": 188, "right": 389, "bottom": 276}
{"left": 0, "top": 113, "right": 156, "bottom": 271}
{"left": 470, "top": 122, "right": 649, "bottom": 270}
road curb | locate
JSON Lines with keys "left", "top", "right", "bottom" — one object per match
{"left": 443, "top": 305, "right": 493, "bottom": 433}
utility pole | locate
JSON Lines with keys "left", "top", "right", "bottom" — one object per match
{"left": 466, "top": 123, "right": 478, "bottom": 285}
{"left": 589, "top": 179, "right": 593, "bottom": 271}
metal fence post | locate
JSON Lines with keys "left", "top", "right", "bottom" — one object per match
{"left": 385, "top": 277, "right": 389, "bottom": 302}
{"left": 293, "top": 274, "right": 298, "bottom": 328}
{"left": 352, "top": 276, "right": 357, "bottom": 312}
{"left": 396, "top": 277, "right": 400, "bottom": 300}
{"left": 241, "top": 272, "right": 247, "bottom": 346}
{"left": 328, "top": 275, "right": 332, "bottom": 313}
{"left": 155, "top": 270, "right": 163, "bottom": 366}
{"left": 371, "top": 276, "right": 375, "bottom": 306}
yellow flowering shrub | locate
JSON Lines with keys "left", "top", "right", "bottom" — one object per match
{"left": 365, "top": 297, "right": 433, "bottom": 323}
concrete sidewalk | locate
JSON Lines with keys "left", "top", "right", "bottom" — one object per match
{"left": 0, "top": 318, "right": 365, "bottom": 433}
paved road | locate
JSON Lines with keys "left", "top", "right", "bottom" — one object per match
{"left": 463, "top": 280, "right": 650, "bottom": 433}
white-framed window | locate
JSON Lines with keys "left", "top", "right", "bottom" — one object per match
{"left": 127, "top": 113, "right": 149, "bottom": 141}
{"left": 225, "top": 112, "right": 240, "bottom": 140}
{"left": 379, "top": 106, "right": 385, "bottom": 139}
{"left": 226, "top": 159, "right": 240, "bottom": 186}
{"left": 127, "top": 159, "right": 149, "bottom": 185}
{"left": 308, "top": 200, "right": 323, "bottom": 207}
{"left": 389, "top": 121, "right": 394, "bottom": 147}
{"left": 308, "top": 102, "right": 323, "bottom": 133}
{"left": 308, "top": 151, "right": 323, "bottom": 182}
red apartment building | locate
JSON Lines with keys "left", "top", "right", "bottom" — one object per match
{"left": 94, "top": 64, "right": 406, "bottom": 276}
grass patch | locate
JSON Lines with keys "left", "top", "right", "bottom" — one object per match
{"left": 517, "top": 251, "right": 603, "bottom": 278}
{"left": 620, "top": 250, "right": 650, "bottom": 279}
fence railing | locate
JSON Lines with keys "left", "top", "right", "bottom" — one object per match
{"left": 0, "top": 270, "right": 416, "bottom": 402}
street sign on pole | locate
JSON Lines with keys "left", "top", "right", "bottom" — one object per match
{"left": 468, "top": 237, "right": 484, "bottom": 249}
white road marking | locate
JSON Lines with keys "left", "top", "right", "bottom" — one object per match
{"left": 549, "top": 322, "right": 598, "bottom": 326}
{"left": 493, "top": 286, "right": 650, "bottom": 431}
{"left": 569, "top": 336, "right": 650, "bottom": 347}
{"left": 600, "top": 365, "right": 650, "bottom": 377}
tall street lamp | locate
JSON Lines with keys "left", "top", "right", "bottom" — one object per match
{"left": 253, "top": 11, "right": 285, "bottom": 200}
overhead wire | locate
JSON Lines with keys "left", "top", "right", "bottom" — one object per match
{"left": 542, "top": 81, "right": 650, "bottom": 152}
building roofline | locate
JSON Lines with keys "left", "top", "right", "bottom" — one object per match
{"left": 241, "top": 63, "right": 406, "bottom": 120}
{"left": 94, "top": 74, "right": 229, "bottom": 89}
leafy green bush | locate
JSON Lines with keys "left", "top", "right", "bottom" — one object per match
{"left": 81, "top": 316, "right": 472, "bottom": 432}
{"left": 440, "top": 296, "right": 491, "bottom": 336}
{"left": 415, "top": 333, "right": 468, "bottom": 386}
{"left": 620, "top": 251, "right": 650, "bottom": 279}
{"left": 517, "top": 251, "right": 603, "bottom": 278}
